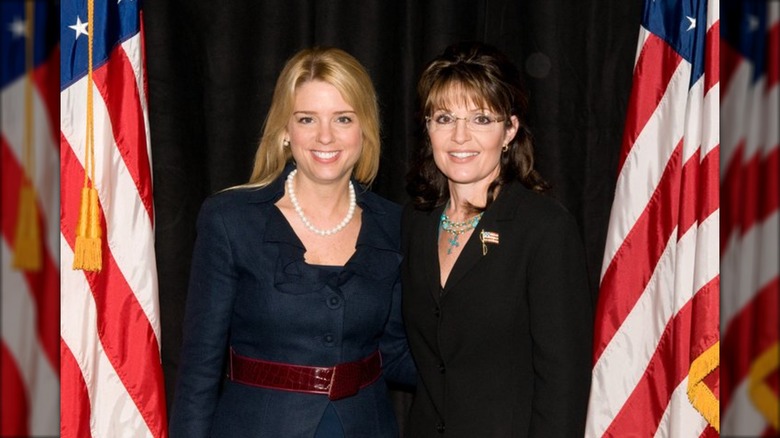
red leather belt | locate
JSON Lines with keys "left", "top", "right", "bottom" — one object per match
{"left": 228, "top": 348, "right": 382, "bottom": 400}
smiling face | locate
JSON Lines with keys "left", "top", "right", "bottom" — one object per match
{"left": 285, "top": 80, "right": 363, "bottom": 187}
{"left": 427, "top": 88, "right": 518, "bottom": 193}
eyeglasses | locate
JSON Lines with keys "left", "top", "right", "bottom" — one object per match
{"left": 425, "top": 112, "right": 505, "bottom": 132}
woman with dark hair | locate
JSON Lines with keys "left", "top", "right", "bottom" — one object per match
{"left": 402, "top": 42, "right": 593, "bottom": 437}
{"left": 170, "top": 47, "right": 415, "bottom": 438}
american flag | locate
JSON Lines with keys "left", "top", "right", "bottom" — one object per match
{"left": 1, "top": 0, "right": 59, "bottom": 435}
{"left": 721, "top": 1, "right": 779, "bottom": 436}
{"left": 585, "top": 0, "right": 720, "bottom": 436}
{"left": 60, "top": 0, "right": 168, "bottom": 436}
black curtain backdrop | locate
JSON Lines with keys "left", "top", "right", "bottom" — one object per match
{"left": 144, "top": 0, "right": 643, "bottom": 424}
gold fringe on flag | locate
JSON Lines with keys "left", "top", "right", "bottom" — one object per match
{"left": 687, "top": 341, "right": 720, "bottom": 432}
{"left": 13, "top": 186, "right": 41, "bottom": 271}
{"left": 13, "top": 0, "right": 41, "bottom": 271}
{"left": 72, "top": 0, "right": 102, "bottom": 272}
{"left": 73, "top": 187, "right": 102, "bottom": 271}
{"left": 748, "top": 342, "right": 780, "bottom": 431}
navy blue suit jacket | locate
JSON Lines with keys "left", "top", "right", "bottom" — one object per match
{"left": 170, "top": 167, "right": 415, "bottom": 437}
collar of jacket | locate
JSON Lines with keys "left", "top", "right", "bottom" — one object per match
{"left": 242, "top": 162, "right": 401, "bottom": 278}
{"left": 424, "top": 180, "right": 532, "bottom": 293}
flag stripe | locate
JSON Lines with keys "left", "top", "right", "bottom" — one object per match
{"left": 60, "top": 137, "right": 165, "bottom": 437}
{"left": 723, "top": 376, "right": 770, "bottom": 435}
{"left": 721, "top": 211, "right": 780, "bottom": 326}
{"left": 0, "top": 342, "right": 29, "bottom": 437}
{"left": 587, "top": 210, "right": 719, "bottom": 437}
{"left": 600, "top": 60, "right": 691, "bottom": 279}
{"left": 60, "top": 340, "right": 92, "bottom": 438}
{"left": 679, "top": 147, "right": 719, "bottom": 239}
{"left": 720, "top": 141, "right": 744, "bottom": 255}
{"left": 595, "top": 140, "right": 683, "bottom": 361}
{"left": 654, "top": 377, "right": 711, "bottom": 437}
{"left": 61, "top": 238, "right": 155, "bottom": 438}
{"left": 737, "top": 152, "right": 763, "bottom": 236}
{"left": 32, "top": 47, "right": 60, "bottom": 147}
{"left": 700, "top": 425, "right": 719, "bottom": 438}
{"left": 596, "top": 136, "right": 719, "bottom": 361}
{"left": 120, "top": 33, "right": 152, "bottom": 170}
{"left": 761, "top": 145, "right": 780, "bottom": 218}
{"left": 617, "top": 32, "right": 683, "bottom": 173}
{"left": 767, "top": 20, "right": 779, "bottom": 89}
{"left": 604, "top": 277, "right": 719, "bottom": 436}
{"left": 720, "top": 62, "right": 753, "bottom": 171}
{"left": 720, "top": 33, "right": 744, "bottom": 97}
{"left": 60, "top": 67, "right": 162, "bottom": 342}
{"left": 1, "top": 240, "right": 59, "bottom": 436}
{"left": 91, "top": 42, "right": 153, "bottom": 222}
{"left": 720, "top": 111, "right": 777, "bottom": 255}
{"left": 704, "top": 22, "right": 719, "bottom": 94}
{"left": 721, "top": 277, "right": 779, "bottom": 410}
{"left": 1, "top": 71, "right": 61, "bottom": 258}
{"left": 588, "top": 230, "right": 679, "bottom": 436}
{"left": 1, "top": 137, "right": 59, "bottom": 369}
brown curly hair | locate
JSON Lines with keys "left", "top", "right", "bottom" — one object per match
{"left": 407, "top": 41, "right": 548, "bottom": 211}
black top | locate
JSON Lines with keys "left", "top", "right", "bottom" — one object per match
{"left": 401, "top": 181, "right": 593, "bottom": 437}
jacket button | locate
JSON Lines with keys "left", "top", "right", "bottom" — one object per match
{"left": 326, "top": 295, "right": 341, "bottom": 309}
{"left": 436, "top": 422, "right": 445, "bottom": 433}
{"left": 323, "top": 334, "right": 335, "bottom": 345}
{"left": 438, "top": 363, "right": 446, "bottom": 373}
{"left": 433, "top": 307, "right": 440, "bottom": 317}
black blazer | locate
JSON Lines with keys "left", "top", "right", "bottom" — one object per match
{"left": 401, "top": 181, "right": 593, "bottom": 437}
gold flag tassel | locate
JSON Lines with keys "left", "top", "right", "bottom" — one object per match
{"left": 13, "top": 1, "right": 41, "bottom": 271}
{"left": 748, "top": 342, "right": 780, "bottom": 431}
{"left": 73, "top": 186, "right": 102, "bottom": 271}
{"left": 13, "top": 186, "right": 41, "bottom": 271}
{"left": 687, "top": 341, "right": 720, "bottom": 432}
{"left": 72, "top": 0, "right": 102, "bottom": 271}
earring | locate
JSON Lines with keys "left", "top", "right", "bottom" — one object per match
{"left": 283, "top": 139, "right": 290, "bottom": 148}
{"left": 502, "top": 144, "right": 509, "bottom": 153}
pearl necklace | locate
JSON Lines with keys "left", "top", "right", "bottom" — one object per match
{"left": 286, "top": 169, "right": 356, "bottom": 236}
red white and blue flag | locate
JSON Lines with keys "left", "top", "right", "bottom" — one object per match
{"left": 60, "top": 0, "right": 167, "bottom": 436}
{"left": 1, "top": 1, "right": 60, "bottom": 435}
{"left": 721, "top": 1, "right": 779, "bottom": 436}
{"left": 585, "top": 0, "right": 720, "bottom": 435}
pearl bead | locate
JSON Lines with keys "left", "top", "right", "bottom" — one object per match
{"left": 286, "top": 169, "right": 356, "bottom": 236}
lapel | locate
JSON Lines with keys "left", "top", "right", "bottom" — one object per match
{"left": 256, "top": 163, "right": 304, "bottom": 251}
{"left": 347, "top": 188, "right": 403, "bottom": 280}
{"left": 441, "top": 182, "right": 522, "bottom": 294}
{"left": 258, "top": 170, "right": 400, "bottom": 284}
{"left": 423, "top": 204, "right": 446, "bottom": 302}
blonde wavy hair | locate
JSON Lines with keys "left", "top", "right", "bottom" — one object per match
{"left": 245, "top": 47, "right": 381, "bottom": 188}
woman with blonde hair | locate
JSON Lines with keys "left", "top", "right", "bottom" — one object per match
{"left": 170, "top": 47, "right": 414, "bottom": 438}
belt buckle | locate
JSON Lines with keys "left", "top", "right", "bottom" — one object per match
{"left": 328, "top": 361, "right": 361, "bottom": 400}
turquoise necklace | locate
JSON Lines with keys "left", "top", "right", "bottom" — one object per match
{"left": 440, "top": 207, "right": 484, "bottom": 255}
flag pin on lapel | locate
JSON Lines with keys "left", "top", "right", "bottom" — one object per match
{"left": 479, "top": 230, "right": 499, "bottom": 255}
